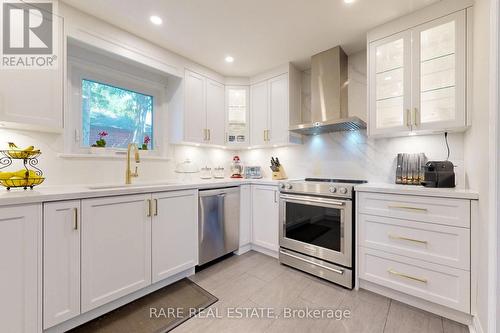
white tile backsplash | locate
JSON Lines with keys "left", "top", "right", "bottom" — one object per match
{"left": 239, "top": 130, "right": 465, "bottom": 187}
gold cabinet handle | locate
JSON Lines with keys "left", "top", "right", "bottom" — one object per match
{"left": 73, "top": 207, "right": 78, "bottom": 230}
{"left": 154, "top": 199, "right": 158, "bottom": 216}
{"left": 264, "top": 129, "right": 270, "bottom": 142}
{"left": 208, "top": 129, "right": 211, "bottom": 141}
{"left": 406, "top": 109, "right": 412, "bottom": 128}
{"left": 388, "top": 205, "right": 428, "bottom": 212}
{"left": 146, "top": 199, "right": 152, "bottom": 217}
{"left": 389, "top": 234, "right": 428, "bottom": 244}
{"left": 267, "top": 129, "right": 270, "bottom": 142}
{"left": 412, "top": 107, "right": 418, "bottom": 126}
{"left": 388, "top": 268, "right": 427, "bottom": 283}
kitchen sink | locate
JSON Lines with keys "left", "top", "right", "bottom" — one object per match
{"left": 88, "top": 181, "right": 180, "bottom": 190}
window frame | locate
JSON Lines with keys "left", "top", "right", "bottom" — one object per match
{"left": 67, "top": 57, "right": 166, "bottom": 156}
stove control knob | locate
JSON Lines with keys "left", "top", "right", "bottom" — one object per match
{"left": 285, "top": 183, "right": 293, "bottom": 190}
{"left": 339, "top": 187, "right": 348, "bottom": 195}
{"left": 329, "top": 186, "right": 337, "bottom": 193}
{"left": 279, "top": 183, "right": 286, "bottom": 189}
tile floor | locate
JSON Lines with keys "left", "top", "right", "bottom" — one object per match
{"left": 172, "top": 251, "right": 469, "bottom": 333}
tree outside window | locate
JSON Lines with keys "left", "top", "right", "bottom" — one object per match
{"left": 81, "top": 79, "right": 153, "bottom": 149}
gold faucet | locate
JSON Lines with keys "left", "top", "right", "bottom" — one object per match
{"left": 125, "top": 143, "right": 140, "bottom": 184}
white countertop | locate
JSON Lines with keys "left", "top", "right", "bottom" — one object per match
{"left": 0, "top": 179, "right": 479, "bottom": 206}
{"left": 355, "top": 183, "right": 479, "bottom": 200}
{"left": 0, "top": 178, "right": 280, "bottom": 207}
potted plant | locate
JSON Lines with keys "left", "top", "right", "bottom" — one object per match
{"left": 141, "top": 136, "right": 151, "bottom": 150}
{"left": 91, "top": 131, "right": 108, "bottom": 154}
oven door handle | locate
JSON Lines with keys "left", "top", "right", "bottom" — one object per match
{"left": 279, "top": 194, "right": 346, "bottom": 206}
{"left": 280, "top": 250, "right": 344, "bottom": 275}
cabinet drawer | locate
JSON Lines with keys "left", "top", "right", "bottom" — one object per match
{"left": 358, "top": 214, "right": 470, "bottom": 270}
{"left": 358, "top": 192, "right": 470, "bottom": 228}
{"left": 359, "top": 247, "right": 470, "bottom": 313}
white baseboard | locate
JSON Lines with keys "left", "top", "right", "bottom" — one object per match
{"left": 234, "top": 243, "right": 252, "bottom": 255}
{"left": 469, "top": 315, "right": 484, "bottom": 333}
{"left": 251, "top": 244, "right": 278, "bottom": 258}
{"left": 359, "top": 280, "right": 473, "bottom": 326}
{"left": 44, "top": 267, "right": 195, "bottom": 333}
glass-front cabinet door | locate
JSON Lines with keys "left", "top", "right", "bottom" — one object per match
{"left": 368, "top": 9, "right": 467, "bottom": 137}
{"left": 225, "top": 86, "right": 249, "bottom": 145}
{"left": 412, "top": 11, "right": 466, "bottom": 131}
{"left": 369, "top": 31, "right": 412, "bottom": 135}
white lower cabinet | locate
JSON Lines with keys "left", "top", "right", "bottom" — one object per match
{"left": 358, "top": 214, "right": 470, "bottom": 270}
{"left": 152, "top": 190, "right": 198, "bottom": 283}
{"left": 251, "top": 185, "right": 279, "bottom": 253}
{"left": 357, "top": 191, "right": 473, "bottom": 314}
{"left": 359, "top": 247, "right": 470, "bottom": 313}
{"left": 0, "top": 204, "right": 41, "bottom": 333}
{"left": 42, "top": 190, "right": 200, "bottom": 326}
{"left": 239, "top": 185, "right": 252, "bottom": 249}
{"left": 81, "top": 194, "right": 152, "bottom": 312}
{"left": 43, "top": 200, "right": 81, "bottom": 329}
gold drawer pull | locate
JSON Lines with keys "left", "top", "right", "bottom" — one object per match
{"left": 146, "top": 199, "right": 152, "bottom": 217}
{"left": 73, "top": 207, "right": 78, "bottom": 230}
{"left": 406, "top": 109, "right": 412, "bottom": 128}
{"left": 388, "top": 269, "right": 427, "bottom": 283}
{"left": 388, "top": 205, "right": 428, "bottom": 212}
{"left": 389, "top": 234, "right": 428, "bottom": 244}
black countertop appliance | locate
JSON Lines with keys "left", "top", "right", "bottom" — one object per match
{"left": 421, "top": 161, "right": 455, "bottom": 188}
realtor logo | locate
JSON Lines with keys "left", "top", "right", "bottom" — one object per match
{"left": 1, "top": 0, "right": 58, "bottom": 69}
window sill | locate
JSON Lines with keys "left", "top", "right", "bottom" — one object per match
{"left": 57, "top": 153, "right": 171, "bottom": 161}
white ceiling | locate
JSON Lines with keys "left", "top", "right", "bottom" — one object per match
{"left": 61, "top": 0, "right": 439, "bottom": 76}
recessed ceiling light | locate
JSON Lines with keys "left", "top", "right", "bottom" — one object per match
{"left": 150, "top": 15, "right": 163, "bottom": 25}
{"left": 225, "top": 56, "right": 234, "bottom": 63}
{"left": 344, "top": 0, "right": 355, "bottom": 4}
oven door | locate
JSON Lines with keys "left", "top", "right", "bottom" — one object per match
{"left": 279, "top": 193, "right": 352, "bottom": 267}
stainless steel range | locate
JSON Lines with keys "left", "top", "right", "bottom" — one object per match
{"left": 278, "top": 178, "right": 366, "bottom": 289}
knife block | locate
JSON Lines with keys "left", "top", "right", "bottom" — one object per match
{"left": 272, "top": 166, "right": 287, "bottom": 180}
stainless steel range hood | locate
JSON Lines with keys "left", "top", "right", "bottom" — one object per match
{"left": 289, "top": 46, "right": 366, "bottom": 135}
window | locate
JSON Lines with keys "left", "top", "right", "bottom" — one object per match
{"left": 67, "top": 53, "right": 165, "bottom": 156}
{"left": 81, "top": 79, "right": 153, "bottom": 149}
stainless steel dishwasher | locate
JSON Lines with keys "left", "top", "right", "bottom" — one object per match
{"left": 198, "top": 187, "right": 240, "bottom": 265}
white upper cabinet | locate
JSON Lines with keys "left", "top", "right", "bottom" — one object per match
{"left": 0, "top": 12, "right": 64, "bottom": 133}
{"left": 226, "top": 86, "right": 250, "bottom": 146}
{"left": 250, "top": 65, "right": 301, "bottom": 147}
{"left": 205, "top": 79, "right": 225, "bottom": 145}
{"left": 412, "top": 12, "right": 466, "bottom": 131}
{"left": 369, "top": 31, "right": 412, "bottom": 134}
{"left": 174, "top": 69, "right": 225, "bottom": 145}
{"left": 250, "top": 80, "right": 269, "bottom": 146}
{"left": 184, "top": 70, "right": 206, "bottom": 143}
{"left": 368, "top": 9, "right": 468, "bottom": 137}
{"left": 268, "top": 74, "right": 290, "bottom": 144}
{"left": 172, "top": 64, "right": 302, "bottom": 148}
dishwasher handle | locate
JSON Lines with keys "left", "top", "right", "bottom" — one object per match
{"left": 198, "top": 186, "right": 239, "bottom": 197}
